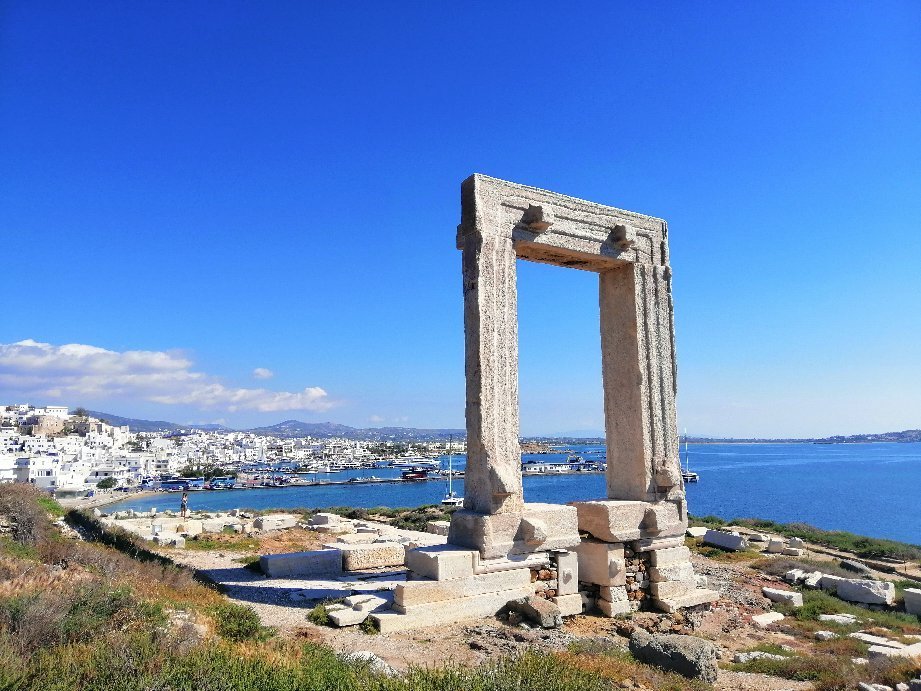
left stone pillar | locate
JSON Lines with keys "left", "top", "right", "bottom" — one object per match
{"left": 458, "top": 224, "right": 523, "bottom": 515}
{"left": 449, "top": 175, "right": 580, "bottom": 559}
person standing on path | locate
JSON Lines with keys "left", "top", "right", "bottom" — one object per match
{"left": 180, "top": 491, "right": 189, "bottom": 518}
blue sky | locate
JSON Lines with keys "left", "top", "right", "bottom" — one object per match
{"left": 1, "top": 2, "right": 919, "bottom": 437}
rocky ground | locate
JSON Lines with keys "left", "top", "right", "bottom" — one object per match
{"left": 150, "top": 515, "right": 921, "bottom": 690}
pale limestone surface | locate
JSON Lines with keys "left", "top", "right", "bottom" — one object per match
{"left": 447, "top": 503, "right": 579, "bottom": 559}
{"left": 836, "top": 579, "right": 895, "bottom": 605}
{"left": 260, "top": 549, "right": 342, "bottom": 578}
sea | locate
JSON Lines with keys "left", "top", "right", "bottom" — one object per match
{"left": 106, "top": 442, "right": 921, "bottom": 546}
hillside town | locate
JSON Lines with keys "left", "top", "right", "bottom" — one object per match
{"left": 0, "top": 403, "right": 464, "bottom": 498}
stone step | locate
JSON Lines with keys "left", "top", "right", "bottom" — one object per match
{"left": 372, "top": 585, "right": 533, "bottom": 633}
{"left": 394, "top": 567, "right": 531, "bottom": 608}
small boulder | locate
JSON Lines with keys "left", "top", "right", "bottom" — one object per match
{"left": 506, "top": 596, "right": 562, "bottom": 629}
{"left": 628, "top": 629, "right": 718, "bottom": 683}
{"left": 815, "top": 630, "right": 837, "bottom": 641}
{"left": 762, "top": 587, "right": 803, "bottom": 607}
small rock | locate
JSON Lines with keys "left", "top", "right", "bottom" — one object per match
{"left": 339, "top": 651, "right": 395, "bottom": 676}
{"left": 814, "top": 630, "right": 837, "bottom": 641}
{"left": 751, "top": 612, "right": 785, "bottom": 628}
{"left": 733, "top": 651, "right": 786, "bottom": 663}
{"left": 506, "top": 596, "right": 562, "bottom": 629}
{"left": 819, "top": 613, "right": 858, "bottom": 625}
{"left": 909, "top": 679, "right": 921, "bottom": 691}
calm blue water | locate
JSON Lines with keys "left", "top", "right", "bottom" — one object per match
{"left": 106, "top": 442, "right": 921, "bottom": 545}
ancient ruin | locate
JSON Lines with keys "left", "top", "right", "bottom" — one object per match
{"left": 377, "top": 175, "right": 716, "bottom": 629}
{"left": 252, "top": 175, "right": 717, "bottom": 631}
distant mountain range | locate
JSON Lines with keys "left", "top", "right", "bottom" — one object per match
{"left": 85, "top": 410, "right": 920, "bottom": 444}
{"left": 86, "top": 411, "right": 462, "bottom": 441}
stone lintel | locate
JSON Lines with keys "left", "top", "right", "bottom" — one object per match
{"left": 458, "top": 174, "right": 667, "bottom": 272}
{"left": 448, "top": 503, "right": 580, "bottom": 560}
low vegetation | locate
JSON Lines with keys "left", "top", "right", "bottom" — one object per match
{"left": 2, "top": 485, "right": 728, "bottom": 690}
{"left": 689, "top": 514, "right": 921, "bottom": 562}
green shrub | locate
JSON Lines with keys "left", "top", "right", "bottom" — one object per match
{"left": 210, "top": 602, "right": 270, "bottom": 642}
{"left": 307, "top": 603, "right": 331, "bottom": 626}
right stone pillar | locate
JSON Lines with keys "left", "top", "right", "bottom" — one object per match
{"left": 599, "top": 263, "right": 682, "bottom": 503}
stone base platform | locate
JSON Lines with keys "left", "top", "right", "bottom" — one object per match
{"left": 447, "top": 503, "right": 581, "bottom": 560}
{"left": 371, "top": 543, "right": 578, "bottom": 632}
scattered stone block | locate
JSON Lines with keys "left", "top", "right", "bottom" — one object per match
{"left": 254, "top": 514, "right": 299, "bottom": 531}
{"left": 425, "top": 520, "right": 450, "bottom": 536}
{"left": 686, "top": 526, "right": 708, "bottom": 538}
{"left": 766, "top": 539, "right": 787, "bottom": 553}
{"left": 815, "top": 630, "right": 837, "bottom": 641}
{"left": 788, "top": 537, "right": 805, "bottom": 549}
{"left": 783, "top": 547, "right": 805, "bottom": 556}
{"left": 575, "top": 538, "right": 625, "bottom": 586}
{"left": 260, "top": 549, "right": 342, "bottom": 578}
{"left": 762, "top": 587, "right": 803, "bottom": 607}
{"left": 909, "top": 678, "right": 921, "bottom": 691}
{"left": 310, "top": 512, "right": 340, "bottom": 526}
{"left": 836, "top": 579, "right": 895, "bottom": 606}
{"left": 850, "top": 632, "right": 905, "bottom": 648}
{"left": 703, "top": 529, "right": 748, "bottom": 551}
{"left": 628, "top": 629, "right": 718, "bottom": 683}
{"left": 903, "top": 588, "right": 921, "bottom": 616}
{"left": 803, "top": 571, "right": 824, "bottom": 588}
{"left": 785, "top": 569, "right": 806, "bottom": 583}
{"left": 337, "top": 542, "right": 405, "bottom": 571}
{"left": 752, "top": 612, "right": 785, "bottom": 628}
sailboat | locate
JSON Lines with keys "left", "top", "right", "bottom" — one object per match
{"left": 441, "top": 436, "right": 464, "bottom": 506}
{"left": 681, "top": 429, "right": 699, "bottom": 483}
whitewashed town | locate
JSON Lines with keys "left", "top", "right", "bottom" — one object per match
{"left": 0, "top": 403, "right": 474, "bottom": 498}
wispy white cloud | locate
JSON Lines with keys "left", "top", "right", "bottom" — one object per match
{"left": 0, "top": 340, "right": 334, "bottom": 413}
{"left": 368, "top": 414, "right": 384, "bottom": 423}
{"left": 252, "top": 367, "right": 274, "bottom": 380}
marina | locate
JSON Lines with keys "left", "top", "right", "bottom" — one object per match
{"left": 106, "top": 442, "right": 921, "bottom": 546}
